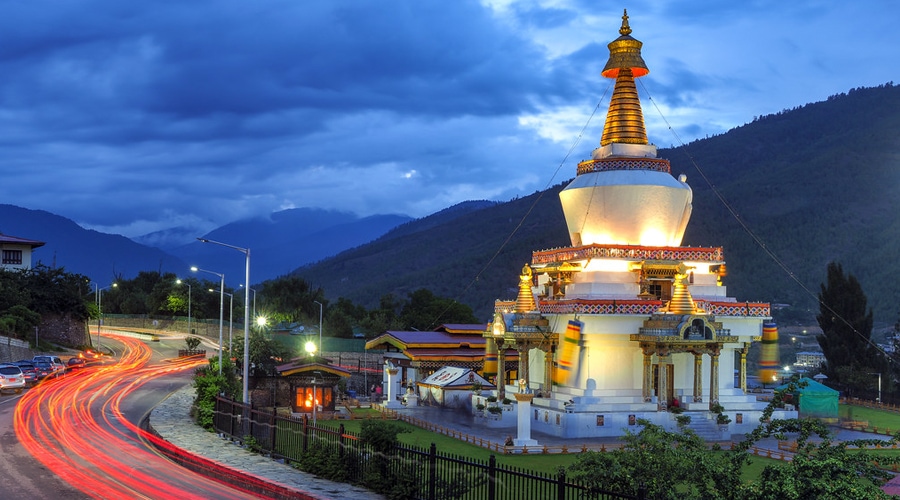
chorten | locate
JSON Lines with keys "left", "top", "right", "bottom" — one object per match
{"left": 482, "top": 10, "right": 794, "bottom": 439}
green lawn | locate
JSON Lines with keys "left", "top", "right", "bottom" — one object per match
{"left": 839, "top": 403, "right": 900, "bottom": 433}
{"left": 315, "top": 403, "right": 900, "bottom": 483}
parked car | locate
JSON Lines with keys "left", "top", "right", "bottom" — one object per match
{"left": 11, "top": 361, "right": 38, "bottom": 386}
{"left": 32, "top": 360, "right": 56, "bottom": 380}
{"left": 0, "top": 364, "right": 26, "bottom": 394}
{"left": 33, "top": 355, "right": 66, "bottom": 376}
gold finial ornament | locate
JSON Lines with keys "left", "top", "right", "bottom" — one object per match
{"left": 515, "top": 264, "right": 537, "bottom": 313}
{"left": 619, "top": 8, "right": 632, "bottom": 36}
{"left": 599, "top": 9, "right": 650, "bottom": 146}
{"left": 601, "top": 10, "right": 648, "bottom": 79}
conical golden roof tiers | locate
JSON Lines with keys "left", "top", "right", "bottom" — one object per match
{"left": 600, "top": 10, "right": 649, "bottom": 146}
{"left": 515, "top": 264, "right": 537, "bottom": 313}
{"left": 600, "top": 67, "right": 648, "bottom": 146}
{"left": 664, "top": 270, "right": 703, "bottom": 314}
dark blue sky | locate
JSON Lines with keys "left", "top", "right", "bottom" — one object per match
{"left": 1, "top": 1, "right": 896, "bottom": 238}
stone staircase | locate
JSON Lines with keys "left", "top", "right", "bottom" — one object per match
{"left": 681, "top": 412, "right": 724, "bottom": 441}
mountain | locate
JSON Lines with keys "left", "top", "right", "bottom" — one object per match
{"left": 0, "top": 205, "right": 413, "bottom": 286}
{"left": 166, "top": 208, "right": 414, "bottom": 284}
{"left": 0, "top": 204, "right": 188, "bottom": 282}
{"left": 294, "top": 84, "right": 900, "bottom": 325}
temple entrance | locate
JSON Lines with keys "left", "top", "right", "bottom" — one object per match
{"left": 652, "top": 364, "right": 675, "bottom": 406}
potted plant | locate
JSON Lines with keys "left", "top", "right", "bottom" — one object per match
{"left": 502, "top": 397, "right": 513, "bottom": 410}
{"left": 716, "top": 413, "right": 731, "bottom": 426}
{"left": 487, "top": 406, "right": 503, "bottom": 419}
{"left": 676, "top": 415, "right": 692, "bottom": 428}
{"left": 486, "top": 395, "right": 498, "bottom": 403}
{"left": 472, "top": 381, "right": 483, "bottom": 395}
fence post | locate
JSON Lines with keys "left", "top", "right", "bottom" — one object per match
{"left": 428, "top": 443, "right": 437, "bottom": 500}
{"left": 488, "top": 454, "right": 497, "bottom": 500}
{"left": 556, "top": 466, "right": 565, "bottom": 500}
{"left": 637, "top": 482, "right": 647, "bottom": 500}
{"left": 339, "top": 423, "right": 346, "bottom": 459}
{"left": 269, "top": 410, "right": 277, "bottom": 456}
{"left": 302, "top": 414, "right": 309, "bottom": 453}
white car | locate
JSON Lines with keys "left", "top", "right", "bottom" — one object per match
{"left": 0, "top": 364, "right": 26, "bottom": 394}
{"left": 32, "top": 355, "right": 66, "bottom": 376}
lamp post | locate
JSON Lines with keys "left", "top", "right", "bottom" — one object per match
{"left": 93, "top": 283, "right": 117, "bottom": 348}
{"left": 314, "top": 300, "right": 323, "bottom": 353}
{"left": 305, "top": 341, "right": 318, "bottom": 425}
{"left": 213, "top": 289, "right": 234, "bottom": 355}
{"left": 176, "top": 279, "right": 192, "bottom": 336}
{"left": 869, "top": 372, "right": 882, "bottom": 403}
{"left": 241, "top": 284, "right": 257, "bottom": 320}
{"left": 192, "top": 266, "right": 225, "bottom": 376}
{"left": 198, "top": 238, "right": 251, "bottom": 405}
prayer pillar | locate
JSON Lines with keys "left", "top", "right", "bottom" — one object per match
{"left": 514, "top": 386, "right": 538, "bottom": 447}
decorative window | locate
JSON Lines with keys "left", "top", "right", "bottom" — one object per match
{"left": 2, "top": 250, "right": 22, "bottom": 265}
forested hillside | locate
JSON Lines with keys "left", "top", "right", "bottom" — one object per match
{"left": 296, "top": 83, "right": 900, "bottom": 325}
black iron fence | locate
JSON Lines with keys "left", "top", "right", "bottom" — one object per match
{"left": 214, "top": 396, "right": 644, "bottom": 500}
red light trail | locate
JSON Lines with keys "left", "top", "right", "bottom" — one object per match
{"left": 14, "top": 335, "right": 283, "bottom": 499}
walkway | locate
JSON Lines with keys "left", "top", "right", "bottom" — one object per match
{"left": 148, "top": 386, "right": 382, "bottom": 500}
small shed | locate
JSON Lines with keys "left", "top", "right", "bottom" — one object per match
{"left": 777, "top": 377, "right": 839, "bottom": 420}
{"left": 417, "top": 366, "right": 494, "bottom": 409}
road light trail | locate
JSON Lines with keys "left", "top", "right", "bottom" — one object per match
{"left": 14, "top": 335, "right": 267, "bottom": 499}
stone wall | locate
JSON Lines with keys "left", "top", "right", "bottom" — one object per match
{"left": 0, "top": 335, "right": 34, "bottom": 363}
{"left": 38, "top": 313, "right": 89, "bottom": 347}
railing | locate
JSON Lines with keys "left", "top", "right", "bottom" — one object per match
{"left": 214, "top": 396, "right": 644, "bottom": 500}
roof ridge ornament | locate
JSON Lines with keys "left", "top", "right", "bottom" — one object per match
{"left": 620, "top": 9, "right": 632, "bottom": 36}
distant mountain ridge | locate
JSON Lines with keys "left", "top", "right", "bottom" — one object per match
{"left": 0, "top": 204, "right": 188, "bottom": 282}
{"left": 294, "top": 83, "right": 900, "bottom": 324}
{"left": 0, "top": 205, "right": 413, "bottom": 286}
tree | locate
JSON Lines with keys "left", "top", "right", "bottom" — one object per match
{"left": 398, "top": 289, "right": 479, "bottom": 331}
{"left": 815, "top": 262, "right": 891, "bottom": 394}
{"left": 567, "top": 381, "right": 900, "bottom": 499}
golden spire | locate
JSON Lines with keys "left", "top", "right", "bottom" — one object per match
{"left": 515, "top": 264, "right": 537, "bottom": 313}
{"left": 600, "top": 9, "right": 649, "bottom": 146}
{"left": 664, "top": 266, "right": 703, "bottom": 314}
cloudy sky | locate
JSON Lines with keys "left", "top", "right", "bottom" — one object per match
{"left": 1, "top": 1, "right": 897, "bottom": 238}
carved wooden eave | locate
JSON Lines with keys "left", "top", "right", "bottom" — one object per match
{"left": 630, "top": 335, "right": 739, "bottom": 345}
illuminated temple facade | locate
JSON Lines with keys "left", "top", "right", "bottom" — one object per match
{"left": 483, "top": 11, "right": 795, "bottom": 438}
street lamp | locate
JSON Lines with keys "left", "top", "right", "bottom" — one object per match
{"left": 305, "top": 341, "right": 319, "bottom": 426}
{"left": 314, "top": 300, "right": 323, "bottom": 353}
{"left": 176, "top": 279, "right": 192, "bottom": 336}
{"left": 92, "top": 282, "right": 117, "bottom": 348}
{"left": 241, "top": 284, "right": 257, "bottom": 320}
{"left": 198, "top": 238, "right": 251, "bottom": 405}
{"left": 212, "top": 289, "right": 234, "bottom": 355}
{"left": 869, "top": 372, "right": 883, "bottom": 403}
{"left": 192, "top": 266, "right": 225, "bottom": 376}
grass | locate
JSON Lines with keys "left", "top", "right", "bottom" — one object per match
{"left": 839, "top": 403, "right": 900, "bottom": 433}
{"left": 312, "top": 403, "right": 900, "bottom": 485}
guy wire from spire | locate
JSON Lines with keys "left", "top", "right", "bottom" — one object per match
{"left": 425, "top": 82, "right": 614, "bottom": 330}
{"left": 637, "top": 78, "right": 891, "bottom": 363}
